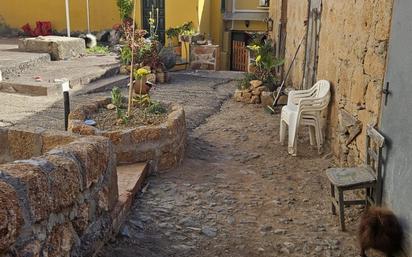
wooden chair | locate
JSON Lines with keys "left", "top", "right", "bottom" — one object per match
{"left": 326, "top": 125, "right": 385, "bottom": 231}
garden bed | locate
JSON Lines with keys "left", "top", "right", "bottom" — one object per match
{"left": 91, "top": 103, "right": 169, "bottom": 131}
{"left": 68, "top": 98, "right": 187, "bottom": 171}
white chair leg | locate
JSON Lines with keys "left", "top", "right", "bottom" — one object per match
{"left": 288, "top": 123, "right": 298, "bottom": 156}
{"left": 309, "top": 126, "right": 316, "bottom": 146}
{"left": 280, "top": 120, "right": 287, "bottom": 145}
{"left": 311, "top": 119, "right": 323, "bottom": 154}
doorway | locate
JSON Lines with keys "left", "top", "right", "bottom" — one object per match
{"left": 380, "top": 0, "right": 412, "bottom": 254}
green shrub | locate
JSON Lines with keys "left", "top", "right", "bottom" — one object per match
{"left": 86, "top": 45, "right": 110, "bottom": 55}
{"left": 120, "top": 46, "right": 132, "bottom": 65}
{"left": 237, "top": 73, "right": 257, "bottom": 90}
{"left": 146, "top": 101, "right": 167, "bottom": 115}
{"left": 117, "top": 0, "right": 134, "bottom": 21}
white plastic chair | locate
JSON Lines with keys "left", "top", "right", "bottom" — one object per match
{"left": 280, "top": 80, "right": 331, "bottom": 156}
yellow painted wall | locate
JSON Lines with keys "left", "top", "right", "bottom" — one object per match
{"left": 0, "top": 0, "right": 123, "bottom": 32}
{"left": 0, "top": 0, "right": 207, "bottom": 34}
{"left": 165, "top": 0, "right": 199, "bottom": 31}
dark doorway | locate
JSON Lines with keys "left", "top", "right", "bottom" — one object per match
{"left": 142, "top": 0, "right": 165, "bottom": 44}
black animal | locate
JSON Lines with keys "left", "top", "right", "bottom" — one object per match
{"left": 358, "top": 207, "right": 403, "bottom": 257}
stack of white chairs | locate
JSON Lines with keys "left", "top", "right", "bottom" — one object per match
{"left": 280, "top": 80, "right": 331, "bottom": 156}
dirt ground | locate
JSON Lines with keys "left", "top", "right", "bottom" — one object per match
{"left": 0, "top": 71, "right": 382, "bottom": 256}
{"left": 98, "top": 97, "right": 377, "bottom": 257}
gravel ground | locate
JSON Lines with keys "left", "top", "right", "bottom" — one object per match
{"left": 98, "top": 99, "right": 379, "bottom": 257}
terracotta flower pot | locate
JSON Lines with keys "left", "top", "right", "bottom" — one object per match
{"left": 156, "top": 71, "right": 168, "bottom": 83}
{"left": 134, "top": 77, "right": 150, "bottom": 95}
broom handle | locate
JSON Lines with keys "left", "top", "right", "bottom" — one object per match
{"left": 273, "top": 30, "right": 307, "bottom": 107}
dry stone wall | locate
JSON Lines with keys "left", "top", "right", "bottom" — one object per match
{"left": 0, "top": 128, "right": 119, "bottom": 257}
{"left": 0, "top": 127, "right": 77, "bottom": 164}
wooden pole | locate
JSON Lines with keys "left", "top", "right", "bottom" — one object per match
{"left": 127, "top": 0, "right": 137, "bottom": 116}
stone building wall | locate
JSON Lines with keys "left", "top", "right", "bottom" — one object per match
{"left": 269, "top": 0, "right": 394, "bottom": 165}
{"left": 0, "top": 128, "right": 119, "bottom": 257}
{"left": 317, "top": 0, "right": 393, "bottom": 165}
{"left": 269, "top": 0, "right": 308, "bottom": 89}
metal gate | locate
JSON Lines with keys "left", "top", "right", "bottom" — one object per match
{"left": 142, "top": 0, "right": 165, "bottom": 43}
{"left": 380, "top": 0, "right": 412, "bottom": 254}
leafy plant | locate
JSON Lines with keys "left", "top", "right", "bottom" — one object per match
{"left": 117, "top": 0, "right": 134, "bottom": 21}
{"left": 148, "top": 6, "right": 159, "bottom": 40}
{"left": 111, "top": 87, "right": 129, "bottom": 124}
{"left": 133, "top": 94, "right": 151, "bottom": 107}
{"left": 146, "top": 101, "right": 167, "bottom": 115}
{"left": 111, "top": 87, "right": 123, "bottom": 108}
{"left": 120, "top": 46, "right": 132, "bottom": 65}
{"left": 237, "top": 73, "right": 257, "bottom": 90}
{"left": 166, "top": 21, "right": 194, "bottom": 41}
{"left": 247, "top": 39, "right": 284, "bottom": 91}
{"left": 166, "top": 27, "right": 180, "bottom": 40}
{"left": 86, "top": 45, "right": 110, "bottom": 55}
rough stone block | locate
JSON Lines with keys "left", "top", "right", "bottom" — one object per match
{"left": 250, "top": 80, "right": 263, "bottom": 89}
{"left": 43, "top": 154, "right": 82, "bottom": 211}
{"left": 0, "top": 162, "right": 51, "bottom": 222}
{"left": 131, "top": 126, "right": 162, "bottom": 144}
{"left": 54, "top": 137, "right": 111, "bottom": 187}
{"left": 72, "top": 202, "right": 90, "bottom": 236}
{"left": 234, "top": 89, "right": 243, "bottom": 102}
{"left": 249, "top": 95, "right": 261, "bottom": 104}
{"left": 42, "top": 222, "right": 76, "bottom": 257}
{"left": 0, "top": 181, "right": 23, "bottom": 252}
{"left": 41, "top": 130, "right": 77, "bottom": 153}
{"left": 0, "top": 127, "right": 11, "bottom": 164}
{"left": 260, "top": 91, "right": 274, "bottom": 107}
{"left": 18, "top": 36, "right": 86, "bottom": 60}
{"left": 8, "top": 127, "right": 44, "bottom": 161}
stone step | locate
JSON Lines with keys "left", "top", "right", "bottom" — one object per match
{"left": 0, "top": 50, "right": 51, "bottom": 80}
{"left": 0, "top": 55, "right": 121, "bottom": 96}
{"left": 111, "top": 162, "right": 150, "bottom": 234}
{"left": 73, "top": 74, "right": 129, "bottom": 96}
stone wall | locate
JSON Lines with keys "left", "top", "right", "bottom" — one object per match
{"left": 68, "top": 99, "right": 187, "bottom": 171}
{"left": 269, "top": 0, "right": 308, "bottom": 89}
{"left": 269, "top": 0, "right": 394, "bottom": 165}
{"left": 190, "top": 45, "right": 220, "bottom": 71}
{"left": 317, "top": 0, "right": 393, "bottom": 165}
{"left": 0, "top": 126, "right": 77, "bottom": 164}
{"left": 0, "top": 128, "right": 119, "bottom": 257}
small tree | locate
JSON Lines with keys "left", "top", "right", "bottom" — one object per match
{"left": 117, "top": 0, "right": 134, "bottom": 21}
{"left": 247, "top": 39, "right": 284, "bottom": 91}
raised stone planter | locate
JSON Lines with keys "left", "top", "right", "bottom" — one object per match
{"left": 68, "top": 98, "right": 187, "bottom": 171}
{"left": 18, "top": 36, "right": 86, "bottom": 60}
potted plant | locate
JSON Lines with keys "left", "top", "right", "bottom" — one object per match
{"left": 133, "top": 67, "right": 151, "bottom": 95}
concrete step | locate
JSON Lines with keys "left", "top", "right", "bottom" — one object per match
{"left": 73, "top": 74, "right": 129, "bottom": 96}
{"left": 0, "top": 50, "right": 51, "bottom": 79}
{"left": 0, "top": 55, "right": 121, "bottom": 96}
{"left": 111, "top": 162, "right": 150, "bottom": 234}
